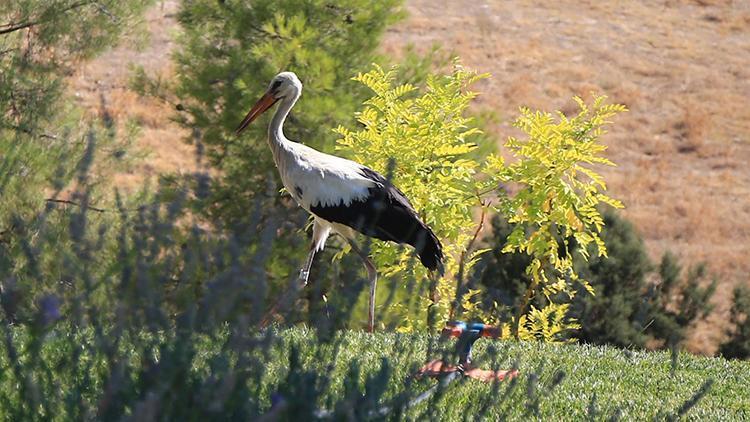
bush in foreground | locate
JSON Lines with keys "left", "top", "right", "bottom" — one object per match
{"left": 0, "top": 321, "right": 744, "bottom": 419}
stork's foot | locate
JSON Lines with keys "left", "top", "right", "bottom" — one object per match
{"left": 297, "top": 269, "right": 310, "bottom": 287}
{"left": 416, "top": 360, "right": 519, "bottom": 382}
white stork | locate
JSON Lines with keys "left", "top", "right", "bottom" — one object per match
{"left": 235, "top": 72, "right": 443, "bottom": 332}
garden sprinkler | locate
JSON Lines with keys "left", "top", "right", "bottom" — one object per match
{"left": 416, "top": 321, "right": 519, "bottom": 382}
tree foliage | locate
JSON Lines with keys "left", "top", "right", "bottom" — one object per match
{"left": 572, "top": 211, "right": 656, "bottom": 347}
{"left": 475, "top": 210, "right": 717, "bottom": 349}
{"left": 646, "top": 252, "right": 716, "bottom": 347}
{"left": 482, "top": 97, "right": 627, "bottom": 340}
{"left": 576, "top": 217, "right": 716, "bottom": 349}
{"left": 336, "top": 64, "right": 627, "bottom": 339}
{"left": 720, "top": 285, "right": 750, "bottom": 360}
{"left": 1, "top": 0, "right": 151, "bottom": 304}
{"left": 335, "top": 63, "right": 491, "bottom": 330}
{"left": 1, "top": 0, "right": 151, "bottom": 219}
{"left": 1, "top": 0, "right": 152, "bottom": 135}
{"left": 158, "top": 0, "right": 404, "bottom": 223}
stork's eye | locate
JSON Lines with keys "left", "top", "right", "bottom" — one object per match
{"left": 271, "top": 80, "right": 282, "bottom": 91}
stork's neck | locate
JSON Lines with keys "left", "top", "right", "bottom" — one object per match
{"left": 268, "top": 92, "right": 299, "bottom": 150}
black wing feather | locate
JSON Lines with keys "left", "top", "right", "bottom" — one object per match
{"left": 310, "top": 167, "right": 444, "bottom": 273}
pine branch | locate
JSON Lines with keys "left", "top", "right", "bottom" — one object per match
{"left": 0, "top": 20, "right": 37, "bottom": 36}
{"left": 0, "top": 47, "right": 19, "bottom": 56}
{"left": 45, "top": 198, "right": 106, "bottom": 213}
{"left": 0, "top": 1, "right": 95, "bottom": 36}
{"left": 4, "top": 124, "right": 59, "bottom": 140}
{"left": 44, "top": 198, "right": 156, "bottom": 214}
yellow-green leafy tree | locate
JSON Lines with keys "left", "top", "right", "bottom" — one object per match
{"left": 337, "top": 62, "right": 626, "bottom": 339}
{"left": 336, "top": 62, "right": 490, "bottom": 330}
{"left": 484, "top": 97, "right": 627, "bottom": 340}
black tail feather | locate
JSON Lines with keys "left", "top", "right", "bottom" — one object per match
{"left": 309, "top": 167, "right": 445, "bottom": 274}
{"left": 412, "top": 226, "right": 444, "bottom": 275}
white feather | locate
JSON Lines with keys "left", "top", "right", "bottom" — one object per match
{"left": 311, "top": 218, "right": 332, "bottom": 252}
{"left": 277, "top": 142, "right": 378, "bottom": 211}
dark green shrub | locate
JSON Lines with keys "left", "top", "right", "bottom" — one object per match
{"left": 474, "top": 210, "right": 716, "bottom": 349}
{"left": 719, "top": 285, "right": 750, "bottom": 360}
{"left": 643, "top": 252, "right": 716, "bottom": 348}
{"left": 150, "top": 0, "right": 405, "bottom": 224}
{"left": 572, "top": 211, "right": 653, "bottom": 347}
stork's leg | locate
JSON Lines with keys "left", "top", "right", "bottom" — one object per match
{"left": 346, "top": 238, "right": 378, "bottom": 333}
{"left": 261, "top": 241, "right": 317, "bottom": 327}
{"left": 298, "top": 243, "right": 316, "bottom": 287}
{"left": 261, "top": 221, "right": 327, "bottom": 328}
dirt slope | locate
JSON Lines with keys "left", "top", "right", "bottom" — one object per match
{"left": 69, "top": 1, "right": 192, "bottom": 189}
{"left": 70, "top": 0, "right": 750, "bottom": 354}
{"left": 382, "top": 0, "right": 750, "bottom": 354}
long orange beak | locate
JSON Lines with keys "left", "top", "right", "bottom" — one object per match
{"left": 235, "top": 91, "right": 278, "bottom": 135}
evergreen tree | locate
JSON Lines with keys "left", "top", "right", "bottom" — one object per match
{"left": 719, "top": 285, "right": 750, "bottom": 360}
{"left": 1, "top": 0, "right": 152, "bottom": 222}
{"left": 474, "top": 210, "right": 717, "bottom": 349}
{"left": 1, "top": 0, "right": 152, "bottom": 314}
{"left": 163, "top": 0, "right": 404, "bottom": 224}
{"left": 572, "top": 212, "right": 654, "bottom": 348}
{"left": 644, "top": 252, "right": 716, "bottom": 347}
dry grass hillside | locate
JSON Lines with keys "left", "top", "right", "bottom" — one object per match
{"left": 70, "top": 0, "right": 750, "bottom": 354}
{"left": 70, "top": 1, "right": 192, "bottom": 189}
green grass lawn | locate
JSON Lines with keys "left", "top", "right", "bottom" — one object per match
{"left": 258, "top": 328, "right": 750, "bottom": 420}
{"left": 2, "top": 326, "right": 748, "bottom": 420}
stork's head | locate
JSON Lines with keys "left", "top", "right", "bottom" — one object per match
{"left": 235, "top": 71, "right": 302, "bottom": 135}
